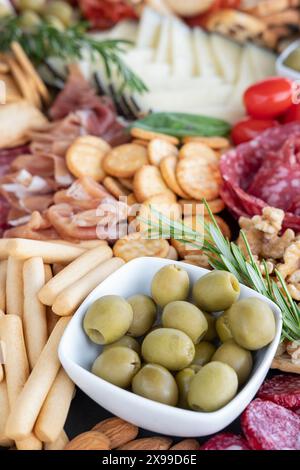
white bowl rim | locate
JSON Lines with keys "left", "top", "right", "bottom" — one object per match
{"left": 59, "top": 257, "right": 282, "bottom": 424}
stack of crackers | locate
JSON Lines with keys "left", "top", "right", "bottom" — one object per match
{"left": 0, "top": 41, "right": 50, "bottom": 109}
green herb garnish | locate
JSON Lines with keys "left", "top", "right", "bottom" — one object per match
{"left": 141, "top": 203, "right": 300, "bottom": 344}
{"left": 0, "top": 16, "right": 148, "bottom": 94}
{"left": 133, "top": 112, "right": 231, "bottom": 137}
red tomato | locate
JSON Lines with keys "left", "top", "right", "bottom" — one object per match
{"left": 282, "top": 103, "right": 300, "bottom": 123}
{"left": 244, "top": 77, "right": 293, "bottom": 119}
{"left": 231, "top": 117, "right": 279, "bottom": 145}
{"left": 79, "top": 0, "right": 137, "bottom": 29}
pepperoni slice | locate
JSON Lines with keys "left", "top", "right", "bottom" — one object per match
{"left": 241, "top": 399, "right": 300, "bottom": 450}
{"left": 201, "top": 433, "right": 250, "bottom": 450}
{"left": 257, "top": 375, "right": 300, "bottom": 410}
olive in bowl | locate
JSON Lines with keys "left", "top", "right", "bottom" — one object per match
{"left": 83, "top": 295, "right": 133, "bottom": 345}
{"left": 212, "top": 340, "right": 253, "bottom": 385}
{"left": 227, "top": 298, "right": 276, "bottom": 350}
{"left": 132, "top": 364, "right": 178, "bottom": 406}
{"left": 151, "top": 264, "right": 190, "bottom": 307}
{"left": 162, "top": 301, "right": 208, "bottom": 344}
{"left": 127, "top": 294, "right": 157, "bottom": 337}
{"left": 193, "top": 271, "right": 240, "bottom": 312}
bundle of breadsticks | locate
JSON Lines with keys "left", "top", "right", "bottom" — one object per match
{"left": 0, "top": 238, "right": 124, "bottom": 450}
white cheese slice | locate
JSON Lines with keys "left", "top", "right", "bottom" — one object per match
{"left": 210, "top": 34, "right": 242, "bottom": 83}
{"left": 192, "top": 28, "right": 219, "bottom": 77}
{"left": 246, "top": 44, "right": 276, "bottom": 82}
{"left": 170, "top": 17, "right": 194, "bottom": 77}
{"left": 136, "top": 7, "right": 162, "bottom": 48}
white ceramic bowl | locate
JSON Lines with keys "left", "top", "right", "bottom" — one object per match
{"left": 276, "top": 39, "right": 300, "bottom": 80}
{"left": 59, "top": 257, "right": 282, "bottom": 437}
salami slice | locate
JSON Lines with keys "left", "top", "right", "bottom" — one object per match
{"left": 257, "top": 375, "right": 300, "bottom": 410}
{"left": 201, "top": 433, "right": 250, "bottom": 450}
{"left": 220, "top": 123, "right": 300, "bottom": 231}
{"left": 241, "top": 399, "right": 300, "bottom": 450}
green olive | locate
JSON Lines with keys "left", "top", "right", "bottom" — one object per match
{"left": 227, "top": 298, "right": 276, "bottom": 351}
{"left": 92, "top": 347, "right": 141, "bottom": 388}
{"left": 284, "top": 48, "right": 300, "bottom": 72}
{"left": 202, "top": 313, "right": 217, "bottom": 341}
{"left": 127, "top": 294, "right": 157, "bottom": 337}
{"left": 151, "top": 265, "right": 190, "bottom": 307}
{"left": 103, "top": 335, "right": 141, "bottom": 354}
{"left": 132, "top": 364, "right": 178, "bottom": 406}
{"left": 18, "top": 0, "right": 46, "bottom": 13}
{"left": 175, "top": 367, "right": 197, "bottom": 409}
{"left": 212, "top": 340, "right": 253, "bottom": 385}
{"left": 187, "top": 361, "right": 238, "bottom": 412}
{"left": 18, "top": 10, "right": 42, "bottom": 29}
{"left": 162, "top": 301, "right": 208, "bottom": 344}
{"left": 192, "top": 341, "right": 216, "bottom": 367}
{"left": 44, "top": 14, "right": 65, "bottom": 30}
{"left": 216, "top": 312, "right": 233, "bottom": 343}
{"left": 141, "top": 328, "right": 195, "bottom": 371}
{"left": 43, "top": 1, "right": 73, "bottom": 26}
{"left": 83, "top": 295, "right": 133, "bottom": 345}
{"left": 193, "top": 271, "right": 240, "bottom": 312}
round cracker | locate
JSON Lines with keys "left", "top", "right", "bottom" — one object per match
{"left": 178, "top": 198, "right": 225, "bottom": 216}
{"left": 171, "top": 214, "right": 231, "bottom": 257}
{"left": 179, "top": 142, "right": 217, "bottom": 160}
{"left": 103, "top": 176, "right": 130, "bottom": 198}
{"left": 176, "top": 155, "right": 221, "bottom": 201}
{"left": 113, "top": 232, "right": 170, "bottom": 262}
{"left": 183, "top": 254, "right": 210, "bottom": 268}
{"left": 11, "top": 41, "right": 50, "bottom": 103}
{"left": 148, "top": 139, "right": 178, "bottom": 166}
{"left": 182, "top": 136, "right": 230, "bottom": 149}
{"left": 131, "top": 127, "right": 179, "bottom": 145}
{"left": 103, "top": 143, "right": 148, "bottom": 178}
{"left": 132, "top": 139, "right": 149, "bottom": 147}
{"left": 138, "top": 196, "right": 182, "bottom": 233}
{"left": 66, "top": 141, "right": 107, "bottom": 182}
{"left": 119, "top": 177, "right": 134, "bottom": 191}
{"left": 160, "top": 156, "right": 189, "bottom": 198}
{"left": 133, "top": 165, "right": 172, "bottom": 203}
{"left": 75, "top": 135, "right": 111, "bottom": 153}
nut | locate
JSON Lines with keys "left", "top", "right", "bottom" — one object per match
{"left": 92, "top": 418, "right": 138, "bottom": 449}
{"left": 117, "top": 437, "right": 172, "bottom": 450}
{"left": 64, "top": 431, "right": 110, "bottom": 450}
{"left": 170, "top": 439, "right": 200, "bottom": 450}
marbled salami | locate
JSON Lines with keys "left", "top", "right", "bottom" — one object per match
{"left": 201, "top": 433, "right": 250, "bottom": 450}
{"left": 220, "top": 123, "right": 300, "bottom": 230}
{"left": 258, "top": 375, "right": 300, "bottom": 410}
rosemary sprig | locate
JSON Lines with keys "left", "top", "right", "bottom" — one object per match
{"left": 143, "top": 203, "right": 300, "bottom": 344}
{"left": 0, "top": 16, "right": 148, "bottom": 94}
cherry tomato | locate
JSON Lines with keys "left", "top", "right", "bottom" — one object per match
{"left": 244, "top": 77, "right": 293, "bottom": 119}
{"left": 231, "top": 117, "right": 279, "bottom": 145}
{"left": 282, "top": 103, "right": 300, "bottom": 123}
{"left": 79, "top": 0, "right": 137, "bottom": 29}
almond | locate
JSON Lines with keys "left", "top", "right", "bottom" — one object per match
{"left": 170, "top": 439, "right": 200, "bottom": 450}
{"left": 118, "top": 437, "right": 172, "bottom": 450}
{"left": 64, "top": 431, "right": 110, "bottom": 450}
{"left": 92, "top": 418, "right": 138, "bottom": 449}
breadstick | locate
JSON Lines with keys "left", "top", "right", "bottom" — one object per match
{"left": 52, "top": 263, "right": 65, "bottom": 275}
{"left": 39, "top": 245, "right": 113, "bottom": 306}
{"left": 0, "top": 239, "right": 10, "bottom": 260}
{"left": 44, "top": 265, "right": 59, "bottom": 336}
{"left": 6, "top": 257, "right": 23, "bottom": 316}
{"left": 0, "top": 314, "right": 42, "bottom": 449}
{"left": 0, "top": 364, "right": 3, "bottom": 383}
{"left": 23, "top": 257, "right": 47, "bottom": 369}
{"left": 35, "top": 368, "right": 74, "bottom": 443}
{"left": 52, "top": 257, "right": 125, "bottom": 316}
{"left": 44, "top": 430, "right": 69, "bottom": 450}
{"left": 52, "top": 240, "right": 108, "bottom": 249}
{"left": 0, "top": 260, "right": 7, "bottom": 312}
{"left": 7, "top": 238, "right": 85, "bottom": 263}
{"left": 0, "top": 381, "right": 14, "bottom": 447}
{"left": 5, "top": 316, "right": 71, "bottom": 441}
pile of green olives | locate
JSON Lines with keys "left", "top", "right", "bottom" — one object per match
{"left": 83, "top": 265, "right": 276, "bottom": 413}
{"left": 17, "top": 0, "right": 76, "bottom": 31}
